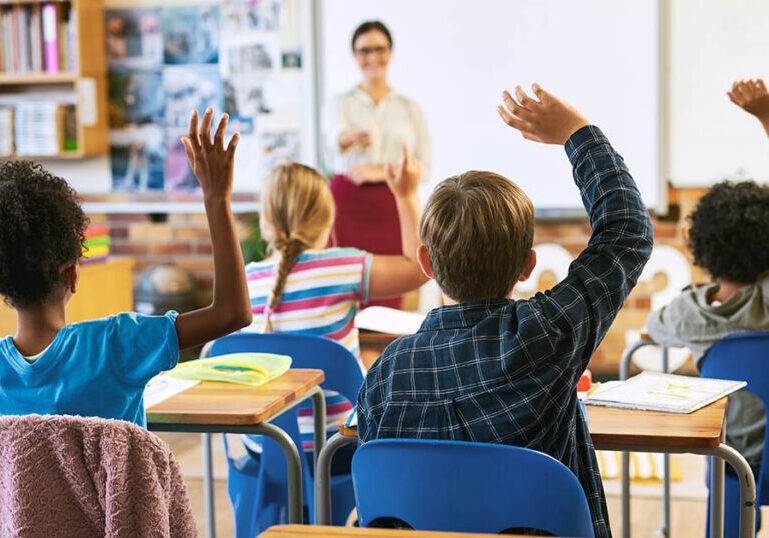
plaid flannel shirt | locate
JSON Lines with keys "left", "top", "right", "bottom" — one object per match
{"left": 357, "top": 126, "right": 654, "bottom": 538}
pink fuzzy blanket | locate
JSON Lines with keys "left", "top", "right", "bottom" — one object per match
{"left": 0, "top": 414, "right": 197, "bottom": 537}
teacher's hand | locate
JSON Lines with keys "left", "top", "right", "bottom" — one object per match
{"left": 385, "top": 144, "right": 421, "bottom": 198}
{"left": 338, "top": 127, "right": 371, "bottom": 151}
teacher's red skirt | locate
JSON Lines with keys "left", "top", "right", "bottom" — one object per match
{"left": 329, "top": 174, "right": 403, "bottom": 309}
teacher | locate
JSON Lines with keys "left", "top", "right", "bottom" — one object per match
{"left": 324, "top": 20, "right": 431, "bottom": 309}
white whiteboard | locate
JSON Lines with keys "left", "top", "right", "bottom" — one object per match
{"left": 669, "top": 0, "right": 769, "bottom": 185}
{"left": 319, "top": 0, "right": 660, "bottom": 212}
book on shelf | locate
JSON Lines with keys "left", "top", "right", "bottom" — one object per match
{"left": 0, "top": 92, "right": 77, "bottom": 156}
{"left": 0, "top": 3, "right": 77, "bottom": 75}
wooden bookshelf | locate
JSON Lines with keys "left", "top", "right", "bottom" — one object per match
{"left": 0, "top": 0, "right": 108, "bottom": 159}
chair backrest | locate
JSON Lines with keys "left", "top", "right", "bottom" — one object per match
{"left": 352, "top": 438, "right": 595, "bottom": 537}
{"left": 700, "top": 332, "right": 769, "bottom": 503}
{"left": 0, "top": 414, "right": 196, "bottom": 537}
{"left": 210, "top": 332, "right": 364, "bottom": 403}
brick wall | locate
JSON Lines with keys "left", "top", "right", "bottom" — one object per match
{"left": 85, "top": 186, "right": 713, "bottom": 374}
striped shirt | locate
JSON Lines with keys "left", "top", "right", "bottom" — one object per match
{"left": 243, "top": 247, "right": 372, "bottom": 451}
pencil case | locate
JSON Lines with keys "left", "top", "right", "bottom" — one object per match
{"left": 167, "top": 352, "right": 292, "bottom": 386}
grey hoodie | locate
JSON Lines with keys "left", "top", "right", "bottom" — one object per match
{"left": 646, "top": 275, "right": 769, "bottom": 466}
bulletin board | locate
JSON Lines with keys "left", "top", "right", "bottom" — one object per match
{"left": 102, "top": 0, "right": 316, "bottom": 198}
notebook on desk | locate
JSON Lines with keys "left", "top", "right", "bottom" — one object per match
{"left": 583, "top": 371, "right": 746, "bottom": 413}
{"left": 355, "top": 306, "right": 425, "bottom": 335}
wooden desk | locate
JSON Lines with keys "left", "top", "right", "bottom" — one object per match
{"left": 358, "top": 330, "right": 403, "bottom": 370}
{"left": 0, "top": 258, "right": 134, "bottom": 336}
{"left": 147, "top": 370, "right": 326, "bottom": 538}
{"left": 261, "top": 524, "right": 539, "bottom": 538}
{"left": 147, "top": 369, "right": 325, "bottom": 426}
{"left": 316, "top": 398, "right": 756, "bottom": 538}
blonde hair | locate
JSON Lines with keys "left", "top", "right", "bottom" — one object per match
{"left": 260, "top": 162, "right": 335, "bottom": 332}
{"left": 418, "top": 171, "right": 534, "bottom": 301}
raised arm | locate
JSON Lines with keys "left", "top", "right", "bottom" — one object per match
{"left": 728, "top": 78, "right": 769, "bottom": 138}
{"left": 367, "top": 144, "right": 430, "bottom": 300}
{"left": 175, "top": 109, "right": 253, "bottom": 350}
{"left": 498, "top": 84, "right": 654, "bottom": 365}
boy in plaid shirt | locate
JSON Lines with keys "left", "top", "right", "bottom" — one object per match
{"left": 357, "top": 84, "right": 654, "bottom": 537}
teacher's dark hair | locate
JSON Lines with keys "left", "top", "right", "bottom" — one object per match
{"left": 351, "top": 21, "right": 392, "bottom": 51}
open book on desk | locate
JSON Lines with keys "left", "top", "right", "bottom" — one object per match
{"left": 583, "top": 371, "right": 746, "bottom": 413}
{"left": 355, "top": 306, "right": 425, "bottom": 335}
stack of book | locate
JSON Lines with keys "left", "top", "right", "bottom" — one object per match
{"left": 13, "top": 101, "right": 77, "bottom": 156}
{"left": 83, "top": 226, "right": 111, "bottom": 264}
{"left": 0, "top": 92, "right": 77, "bottom": 156}
{"left": 0, "top": 2, "right": 77, "bottom": 74}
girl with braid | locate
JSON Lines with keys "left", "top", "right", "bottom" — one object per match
{"left": 241, "top": 144, "right": 427, "bottom": 468}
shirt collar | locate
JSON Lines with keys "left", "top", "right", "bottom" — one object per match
{"left": 419, "top": 299, "right": 513, "bottom": 332}
{"left": 352, "top": 86, "right": 399, "bottom": 106}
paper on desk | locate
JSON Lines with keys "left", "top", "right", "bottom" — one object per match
{"left": 355, "top": 306, "right": 425, "bottom": 335}
{"left": 144, "top": 375, "right": 200, "bottom": 409}
{"left": 583, "top": 371, "right": 745, "bottom": 413}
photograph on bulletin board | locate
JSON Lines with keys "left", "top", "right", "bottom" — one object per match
{"left": 105, "top": 0, "right": 302, "bottom": 196}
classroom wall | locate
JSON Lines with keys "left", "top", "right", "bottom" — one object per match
{"left": 45, "top": 0, "right": 769, "bottom": 194}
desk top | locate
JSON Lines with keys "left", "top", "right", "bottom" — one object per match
{"left": 146, "top": 369, "right": 324, "bottom": 426}
{"left": 340, "top": 397, "right": 727, "bottom": 450}
{"left": 261, "top": 525, "right": 538, "bottom": 538}
{"left": 359, "top": 330, "right": 404, "bottom": 346}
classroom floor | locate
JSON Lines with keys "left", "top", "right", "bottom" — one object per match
{"left": 160, "top": 432, "right": 769, "bottom": 537}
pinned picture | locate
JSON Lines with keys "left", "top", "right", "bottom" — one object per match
{"left": 221, "top": 0, "right": 284, "bottom": 34}
{"left": 163, "top": 67, "right": 224, "bottom": 128}
{"left": 162, "top": 5, "right": 220, "bottom": 65}
{"left": 258, "top": 129, "right": 299, "bottom": 174}
{"left": 220, "top": 36, "right": 278, "bottom": 77}
{"left": 105, "top": 8, "right": 163, "bottom": 68}
{"left": 108, "top": 69, "right": 164, "bottom": 127}
{"left": 110, "top": 126, "right": 165, "bottom": 192}
{"left": 165, "top": 133, "right": 202, "bottom": 194}
{"left": 281, "top": 47, "right": 301, "bottom": 69}
{"left": 224, "top": 76, "right": 271, "bottom": 120}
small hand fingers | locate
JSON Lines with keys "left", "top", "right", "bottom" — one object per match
{"left": 531, "top": 83, "right": 548, "bottom": 103}
{"left": 727, "top": 91, "right": 739, "bottom": 105}
{"left": 385, "top": 160, "right": 396, "bottom": 181}
{"left": 497, "top": 105, "right": 534, "bottom": 132}
{"left": 200, "top": 108, "right": 214, "bottom": 146}
{"left": 188, "top": 110, "right": 200, "bottom": 147}
{"left": 758, "top": 79, "right": 768, "bottom": 95}
{"left": 515, "top": 85, "right": 533, "bottom": 107}
{"left": 181, "top": 137, "right": 195, "bottom": 166}
{"left": 225, "top": 132, "right": 240, "bottom": 156}
{"left": 214, "top": 113, "right": 229, "bottom": 148}
{"left": 502, "top": 90, "right": 533, "bottom": 119}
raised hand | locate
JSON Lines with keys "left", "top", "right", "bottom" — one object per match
{"left": 181, "top": 108, "right": 240, "bottom": 201}
{"left": 497, "top": 84, "right": 589, "bottom": 145}
{"left": 385, "top": 144, "right": 421, "bottom": 198}
{"left": 728, "top": 79, "right": 769, "bottom": 120}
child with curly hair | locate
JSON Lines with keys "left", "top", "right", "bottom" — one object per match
{"left": 0, "top": 109, "right": 253, "bottom": 427}
{"left": 647, "top": 79, "right": 769, "bottom": 471}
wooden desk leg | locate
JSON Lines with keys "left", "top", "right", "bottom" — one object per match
{"left": 315, "top": 433, "right": 357, "bottom": 526}
{"left": 202, "top": 432, "right": 216, "bottom": 538}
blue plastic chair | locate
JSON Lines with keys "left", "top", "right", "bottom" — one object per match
{"left": 700, "top": 332, "right": 769, "bottom": 538}
{"left": 352, "top": 438, "right": 595, "bottom": 537}
{"left": 211, "top": 333, "right": 364, "bottom": 536}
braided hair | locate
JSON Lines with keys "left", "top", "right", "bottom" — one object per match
{"left": 260, "top": 163, "right": 335, "bottom": 332}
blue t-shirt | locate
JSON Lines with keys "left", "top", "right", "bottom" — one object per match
{"left": 0, "top": 311, "right": 179, "bottom": 427}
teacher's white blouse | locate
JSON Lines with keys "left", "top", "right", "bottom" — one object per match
{"left": 324, "top": 87, "right": 432, "bottom": 182}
